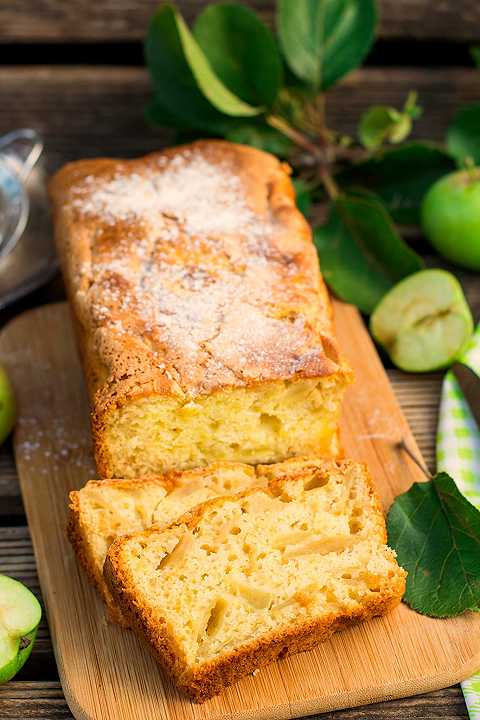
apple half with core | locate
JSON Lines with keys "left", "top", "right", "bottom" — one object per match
{"left": 370, "top": 269, "right": 473, "bottom": 372}
{"left": 0, "top": 575, "right": 41, "bottom": 683}
{"left": 421, "top": 169, "right": 480, "bottom": 271}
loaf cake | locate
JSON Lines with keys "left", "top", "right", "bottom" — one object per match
{"left": 49, "top": 141, "right": 352, "bottom": 478}
{"left": 104, "top": 457, "right": 406, "bottom": 701}
{"left": 68, "top": 462, "right": 263, "bottom": 625}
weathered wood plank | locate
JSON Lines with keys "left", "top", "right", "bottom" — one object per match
{"left": 0, "top": 0, "right": 479, "bottom": 43}
{"left": 0, "top": 682, "right": 72, "bottom": 719}
{"left": 0, "top": 683, "right": 469, "bottom": 719}
{"left": 0, "top": 67, "right": 479, "bottom": 176}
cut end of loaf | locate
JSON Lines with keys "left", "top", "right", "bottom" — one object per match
{"left": 95, "top": 376, "right": 348, "bottom": 478}
{"left": 104, "top": 458, "right": 406, "bottom": 701}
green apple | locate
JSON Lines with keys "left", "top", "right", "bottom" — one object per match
{"left": 370, "top": 269, "right": 473, "bottom": 372}
{"left": 0, "top": 574, "right": 41, "bottom": 684}
{"left": 421, "top": 168, "right": 480, "bottom": 271}
{"left": 0, "top": 365, "right": 15, "bottom": 445}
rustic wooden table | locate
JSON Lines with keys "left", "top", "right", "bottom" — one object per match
{"left": 0, "top": 1, "right": 479, "bottom": 717}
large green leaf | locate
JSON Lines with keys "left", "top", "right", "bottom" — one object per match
{"left": 337, "top": 143, "right": 456, "bottom": 225}
{"left": 388, "top": 473, "right": 480, "bottom": 617}
{"left": 313, "top": 191, "right": 423, "bottom": 314}
{"left": 225, "top": 123, "right": 293, "bottom": 157}
{"left": 175, "top": 8, "right": 261, "bottom": 117}
{"left": 277, "top": 0, "right": 377, "bottom": 90}
{"left": 194, "top": 3, "right": 282, "bottom": 108}
{"left": 145, "top": 4, "right": 260, "bottom": 135}
{"left": 447, "top": 102, "right": 480, "bottom": 166}
{"left": 145, "top": 6, "right": 235, "bottom": 133}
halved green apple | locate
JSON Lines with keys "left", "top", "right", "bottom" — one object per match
{"left": 370, "top": 269, "right": 474, "bottom": 372}
{"left": 0, "top": 574, "right": 41, "bottom": 684}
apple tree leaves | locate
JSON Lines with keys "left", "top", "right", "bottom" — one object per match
{"left": 388, "top": 473, "right": 480, "bottom": 617}
{"left": 146, "top": 3, "right": 279, "bottom": 133}
{"left": 277, "top": 0, "right": 377, "bottom": 90}
{"left": 146, "top": 1, "right": 378, "bottom": 135}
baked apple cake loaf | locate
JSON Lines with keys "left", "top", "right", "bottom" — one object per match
{"left": 49, "top": 141, "right": 352, "bottom": 478}
{"left": 68, "top": 462, "right": 264, "bottom": 625}
{"left": 104, "top": 457, "right": 406, "bottom": 701}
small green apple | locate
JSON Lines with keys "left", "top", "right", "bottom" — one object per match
{"left": 0, "top": 366, "right": 15, "bottom": 445}
{"left": 370, "top": 269, "right": 473, "bottom": 372}
{"left": 421, "top": 168, "right": 480, "bottom": 271}
{"left": 0, "top": 574, "right": 41, "bottom": 684}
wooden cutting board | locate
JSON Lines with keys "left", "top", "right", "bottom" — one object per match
{"left": 1, "top": 301, "right": 479, "bottom": 720}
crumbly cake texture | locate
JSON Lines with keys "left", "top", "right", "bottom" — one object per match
{"left": 104, "top": 457, "right": 406, "bottom": 702}
{"left": 49, "top": 141, "right": 352, "bottom": 478}
{"left": 67, "top": 462, "right": 264, "bottom": 626}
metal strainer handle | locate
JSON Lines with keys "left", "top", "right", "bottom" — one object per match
{"left": 0, "top": 128, "right": 43, "bottom": 181}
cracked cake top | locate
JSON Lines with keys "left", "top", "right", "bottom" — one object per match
{"left": 49, "top": 140, "right": 347, "bottom": 407}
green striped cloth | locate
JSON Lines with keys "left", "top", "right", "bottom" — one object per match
{"left": 436, "top": 324, "right": 480, "bottom": 718}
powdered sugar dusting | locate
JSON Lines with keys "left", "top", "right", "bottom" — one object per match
{"left": 73, "top": 152, "right": 263, "bottom": 239}
{"left": 68, "top": 144, "right": 333, "bottom": 395}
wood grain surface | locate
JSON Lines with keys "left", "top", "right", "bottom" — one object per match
{"left": 0, "top": 683, "right": 469, "bottom": 720}
{"left": 1, "top": 0, "right": 479, "bottom": 42}
{"left": 1, "top": 301, "right": 478, "bottom": 720}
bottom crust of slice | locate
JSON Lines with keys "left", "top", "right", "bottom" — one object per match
{"left": 103, "top": 459, "right": 406, "bottom": 702}
{"left": 104, "top": 546, "right": 402, "bottom": 702}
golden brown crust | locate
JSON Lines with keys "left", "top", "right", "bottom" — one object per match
{"left": 104, "top": 463, "right": 406, "bottom": 702}
{"left": 49, "top": 140, "right": 351, "bottom": 477}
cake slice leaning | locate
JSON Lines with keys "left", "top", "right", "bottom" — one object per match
{"left": 68, "top": 462, "right": 263, "bottom": 626}
{"left": 104, "top": 457, "right": 406, "bottom": 701}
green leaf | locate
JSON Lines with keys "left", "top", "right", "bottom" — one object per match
{"left": 175, "top": 7, "right": 261, "bottom": 117}
{"left": 313, "top": 191, "right": 423, "bottom": 314}
{"left": 358, "top": 92, "right": 421, "bottom": 150}
{"left": 145, "top": 4, "right": 261, "bottom": 135}
{"left": 358, "top": 106, "right": 409, "bottom": 150}
{"left": 277, "top": 0, "right": 377, "bottom": 90}
{"left": 225, "top": 123, "right": 293, "bottom": 157}
{"left": 337, "top": 143, "right": 456, "bottom": 225}
{"left": 387, "top": 473, "right": 480, "bottom": 617}
{"left": 447, "top": 102, "right": 480, "bottom": 166}
{"left": 193, "top": 3, "right": 282, "bottom": 107}
{"left": 145, "top": 5, "right": 237, "bottom": 133}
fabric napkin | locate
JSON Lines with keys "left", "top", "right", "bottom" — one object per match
{"left": 436, "top": 324, "right": 480, "bottom": 719}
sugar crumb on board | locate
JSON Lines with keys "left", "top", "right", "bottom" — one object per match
{"left": 16, "top": 415, "right": 95, "bottom": 475}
